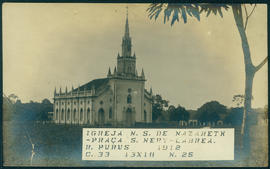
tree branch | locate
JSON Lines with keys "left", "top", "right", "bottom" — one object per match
{"left": 255, "top": 56, "right": 268, "bottom": 72}
{"left": 244, "top": 4, "right": 256, "bottom": 31}
{"left": 243, "top": 5, "right": 248, "bottom": 29}
{"left": 247, "top": 4, "right": 256, "bottom": 18}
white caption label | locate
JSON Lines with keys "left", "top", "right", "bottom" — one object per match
{"left": 82, "top": 128, "right": 234, "bottom": 161}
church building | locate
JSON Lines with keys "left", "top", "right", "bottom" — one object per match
{"left": 53, "top": 11, "right": 153, "bottom": 127}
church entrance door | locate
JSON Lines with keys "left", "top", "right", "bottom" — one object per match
{"left": 98, "top": 108, "right": 105, "bottom": 125}
{"left": 125, "top": 108, "right": 134, "bottom": 127}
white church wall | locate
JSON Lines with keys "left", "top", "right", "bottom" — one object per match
{"left": 115, "top": 79, "right": 144, "bottom": 123}
{"left": 93, "top": 87, "right": 114, "bottom": 124}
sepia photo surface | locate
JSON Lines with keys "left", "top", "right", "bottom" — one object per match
{"left": 2, "top": 3, "right": 268, "bottom": 167}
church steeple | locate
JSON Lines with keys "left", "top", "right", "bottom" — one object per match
{"left": 121, "top": 6, "right": 132, "bottom": 57}
{"left": 116, "top": 7, "right": 139, "bottom": 78}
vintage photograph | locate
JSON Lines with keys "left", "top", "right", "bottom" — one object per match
{"left": 2, "top": 3, "right": 268, "bottom": 167}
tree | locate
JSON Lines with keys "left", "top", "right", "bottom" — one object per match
{"left": 197, "top": 101, "right": 227, "bottom": 123}
{"left": 169, "top": 105, "right": 190, "bottom": 121}
{"left": 232, "top": 94, "right": 245, "bottom": 107}
{"left": 152, "top": 94, "right": 169, "bottom": 121}
{"left": 8, "top": 93, "right": 19, "bottom": 104}
{"left": 147, "top": 3, "right": 267, "bottom": 151}
{"left": 167, "top": 105, "right": 176, "bottom": 120}
{"left": 3, "top": 94, "right": 15, "bottom": 121}
{"left": 41, "top": 99, "right": 51, "bottom": 105}
{"left": 224, "top": 107, "right": 244, "bottom": 125}
{"left": 9, "top": 98, "right": 53, "bottom": 122}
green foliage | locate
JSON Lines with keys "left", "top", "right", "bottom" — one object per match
{"left": 197, "top": 101, "right": 227, "bottom": 122}
{"left": 168, "top": 105, "right": 190, "bottom": 121}
{"left": 232, "top": 94, "right": 245, "bottom": 107}
{"left": 232, "top": 94, "right": 254, "bottom": 107}
{"left": 224, "top": 107, "right": 244, "bottom": 125}
{"left": 147, "top": 3, "right": 229, "bottom": 25}
{"left": 152, "top": 94, "right": 169, "bottom": 121}
{"left": 8, "top": 93, "right": 19, "bottom": 104}
{"left": 3, "top": 95, "right": 15, "bottom": 121}
{"left": 7, "top": 97, "right": 53, "bottom": 122}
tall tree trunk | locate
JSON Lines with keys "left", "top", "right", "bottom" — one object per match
{"left": 232, "top": 5, "right": 256, "bottom": 153}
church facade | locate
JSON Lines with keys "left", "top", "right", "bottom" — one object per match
{"left": 53, "top": 13, "right": 153, "bottom": 127}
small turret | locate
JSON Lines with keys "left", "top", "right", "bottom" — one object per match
{"left": 107, "top": 67, "right": 112, "bottom": 77}
{"left": 133, "top": 52, "right": 136, "bottom": 58}
{"left": 114, "top": 66, "right": 117, "bottom": 75}
{"left": 117, "top": 53, "right": 120, "bottom": 58}
{"left": 54, "top": 87, "right": 56, "bottom": 95}
{"left": 84, "top": 85, "right": 87, "bottom": 94}
{"left": 77, "top": 84, "right": 80, "bottom": 94}
{"left": 141, "top": 68, "right": 145, "bottom": 79}
{"left": 65, "top": 86, "right": 67, "bottom": 94}
{"left": 59, "top": 87, "right": 62, "bottom": 94}
{"left": 71, "top": 85, "right": 74, "bottom": 95}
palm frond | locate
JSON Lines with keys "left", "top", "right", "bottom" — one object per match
{"left": 147, "top": 3, "right": 231, "bottom": 25}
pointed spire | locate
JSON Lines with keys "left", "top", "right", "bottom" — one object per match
{"left": 60, "top": 87, "right": 62, "bottom": 94}
{"left": 77, "top": 84, "right": 80, "bottom": 94}
{"left": 72, "top": 85, "right": 74, "bottom": 91}
{"left": 133, "top": 52, "right": 136, "bottom": 58}
{"left": 107, "top": 67, "right": 112, "bottom": 77}
{"left": 54, "top": 87, "right": 56, "bottom": 95}
{"left": 141, "top": 68, "right": 145, "bottom": 78}
{"left": 121, "top": 6, "right": 132, "bottom": 57}
{"left": 125, "top": 6, "right": 130, "bottom": 37}
{"left": 117, "top": 52, "right": 120, "bottom": 58}
{"left": 114, "top": 66, "right": 117, "bottom": 75}
{"left": 65, "top": 86, "right": 67, "bottom": 93}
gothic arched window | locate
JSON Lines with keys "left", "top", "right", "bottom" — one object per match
{"left": 61, "top": 109, "right": 64, "bottom": 120}
{"left": 67, "top": 109, "right": 70, "bottom": 120}
{"left": 55, "top": 109, "right": 58, "bottom": 120}
{"left": 127, "top": 94, "right": 132, "bottom": 104}
{"left": 73, "top": 109, "right": 76, "bottom": 121}
{"left": 144, "top": 110, "right": 147, "bottom": 122}
{"left": 98, "top": 108, "right": 105, "bottom": 124}
{"left": 80, "top": 108, "right": 83, "bottom": 121}
{"left": 87, "top": 108, "right": 91, "bottom": 122}
{"left": 109, "top": 107, "right": 113, "bottom": 119}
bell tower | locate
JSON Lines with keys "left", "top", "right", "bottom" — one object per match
{"left": 117, "top": 7, "right": 136, "bottom": 77}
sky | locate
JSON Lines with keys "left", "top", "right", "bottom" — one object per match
{"left": 3, "top": 3, "right": 267, "bottom": 110}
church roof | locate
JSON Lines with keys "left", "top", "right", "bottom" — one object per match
{"left": 72, "top": 78, "right": 109, "bottom": 92}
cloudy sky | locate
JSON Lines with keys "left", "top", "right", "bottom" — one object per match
{"left": 3, "top": 3, "right": 267, "bottom": 110}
